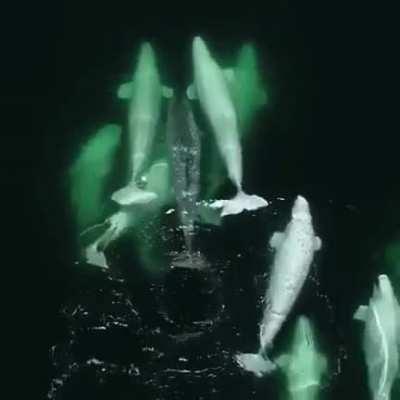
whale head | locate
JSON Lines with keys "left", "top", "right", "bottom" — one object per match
{"left": 293, "top": 315, "right": 314, "bottom": 349}
{"left": 377, "top": 274, "right": 394, "bottom": 298}
{"left": 192, "top": 36, "right": 212, "bottom": 66}
{"left": 292, "top": 195, "right": 311, "bottom": 221}
{"left": 136, "top": 42, "right": 157, "bottom": 75}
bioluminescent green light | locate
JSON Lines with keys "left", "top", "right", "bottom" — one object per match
{"left": 276, "top": 316, "right": 327, "bottom": 400}
{"left": 233, "top": 43, "right": 267, "bottom": 134}
{"left": 69, "top": 124, "right": 121, "bottom": 231}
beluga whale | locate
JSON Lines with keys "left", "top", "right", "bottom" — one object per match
{"left": 187, "top": 36, "right": 268, "bottom": 217}
{"left": 112, "top": 42, "right": 173, "bottom": 206}
{"left": 354, "top": 274, "right": 400, "bottom": 400}
{"left": 236, "top": 195, "right": 322, "bottom": 376}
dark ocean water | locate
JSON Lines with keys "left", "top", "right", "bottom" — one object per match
{"left": 43, "top": 198, "right": 399, "bottom": 399}
{"left": 4, "top": 3, "right": 398, "bottom": 399}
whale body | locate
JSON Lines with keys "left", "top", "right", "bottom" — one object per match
{"left": 354, "top": 274, "right": 400, "bottom": 400}
{"left": 236, "top": 195, "right": 321, "bottom": 376}
{"left": 112, "top": 42, "right": 172, "bottom": 206}
{"left": 188, "top": 36, "right": 268, "bottom": 217}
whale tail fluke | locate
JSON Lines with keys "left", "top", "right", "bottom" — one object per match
{"left": 235, "top": 352, "right": 276, "bottom": 377}
{"left": 111, "top": 184, "right": 157, "bottom": 206}
{"left": 85, "top": 243, "right": 109, "bottom": 269}
{"left": 83, "top": 211, "right": 131, "bottom": 269}
{"left": 210, "top": 190, "right": 268, "bottom": 217}
{"left": 171, "top": 250, "right": 209, "bottom": 271}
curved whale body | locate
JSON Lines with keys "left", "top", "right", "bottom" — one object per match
{"left": 236, "top": 196, "right": 321, "bottom": 376}
{"left": 188, "top": 36, "right": 268, "bottom": 217}
{"left": 354, "top": 274, "right": 400, "bottom": 400}
{"left": 112, "top": 42, "right": 173, "bottom": 206}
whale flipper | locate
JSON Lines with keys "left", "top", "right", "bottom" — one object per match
{"left": 210, "top": 190, "right": 268, "bottom": 217}
{"left": 354, "top": 305, "right": 368, "bottom": 321}
{"left": 111, "top": 184, "right": 157, "bottom": 206}
{"left": 314, "top": 237, "right": 322, "bottom": 251}
{"left": 186, "top": 84, "right": 197, "bottom": 100}
{"left": 117, "top": 82, "right": 133, "bottom": 99}
{"left": 235, "top": 353, "right": 276, "bottom": 377}
{"left": 275, "top": 354, "right": 290, "bottom": 369}
{"left": 270, "top": 232, "right": 284, "bottom": 249}
{"left": 85, "top": 243, "right": 109, "bottom": 269}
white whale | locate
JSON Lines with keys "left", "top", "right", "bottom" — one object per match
{"left": 354, "top": 274, "right": 400, "bottom": 400}
{"left": 236, "top": 195, "right": 321, "bottom": 376}
{"left": 112, "top": 42, "right": 172, "bottom": 206}
{"left": 187, "top": 36, "right": 268, "bottom": 217}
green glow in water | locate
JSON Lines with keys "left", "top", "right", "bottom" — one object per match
{"left": 233, "top": 44, "right": 267, "bottom": 134}
{"left": 69, "top": 124, "right": 121, "bottom": 230}
{"left": 277, "top": 316, "right": 327, "bottom": 400}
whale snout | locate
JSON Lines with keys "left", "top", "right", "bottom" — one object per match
{"left": 292, "top": 195, "right": 310, "bottom": 219}
{"left": 137, "top": 42, "right": 156, "bottom": 70}
{"left": 295, "top": 316, "right": 313, "bottom": 345}
{"left": 192, "top": 36, "right": 210, "bottom": 60}
{"left": 377, "top": 274, "right": 393, "bottom": 295}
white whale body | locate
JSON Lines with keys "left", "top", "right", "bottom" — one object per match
{"left": 354, "top": 274, "right": 400, "bottom": 400}
{"left": 188, "top": 36, "right": 268, "bottom": 217}
{"left": 236, "top": 195, "right": 321, "bottom": 376}
{"left": 112, "top": 42, "right": 172, "bottom": 206}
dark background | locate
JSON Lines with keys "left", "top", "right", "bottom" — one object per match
{"left": 2, "top": 2, "right": 398, "bottom": 399}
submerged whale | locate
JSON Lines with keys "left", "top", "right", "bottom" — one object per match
{"left": 236, "top": 196, "right": 321, "bottom": 376}
{"left": 276, "top": 316, "right": 328, "bottom": 399}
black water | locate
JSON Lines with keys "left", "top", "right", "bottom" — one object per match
{"left": 4, "top": 3, "right": 398, "bottom": 399}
